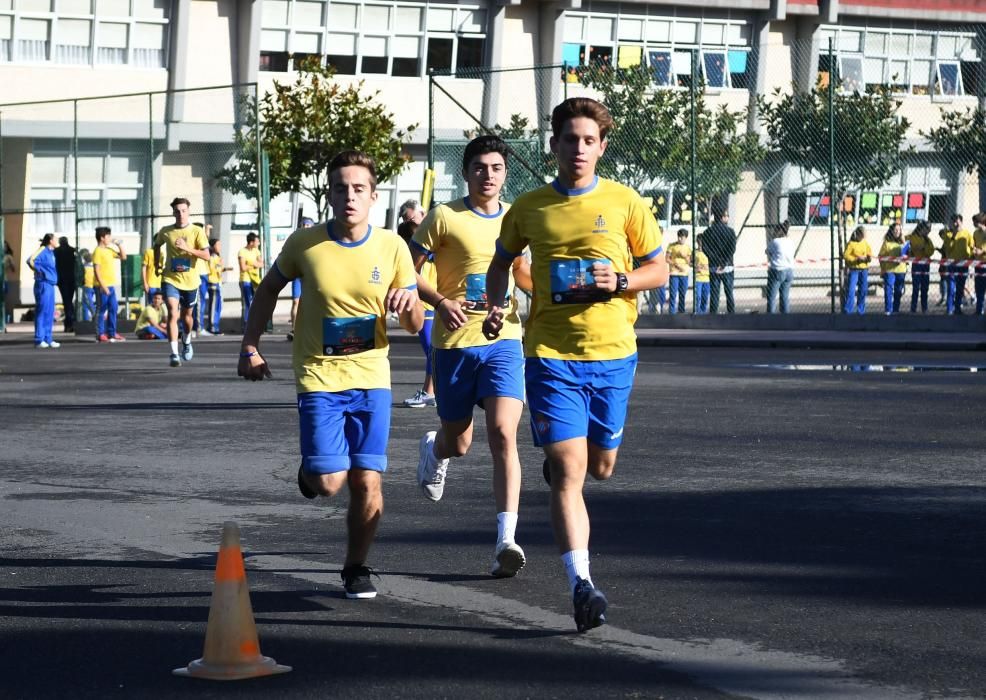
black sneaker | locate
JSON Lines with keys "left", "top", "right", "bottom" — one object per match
{"left": 573, "top": 577, "right": 607, "bottom": 632}
{"left": 297, "top": 466, "right": 317, "bottom": 499}
{"left": 341, "top": 565, "right": 378, "bottom": 599}
{"left": 542, "top": 458, "right": 551, "bottom": 485}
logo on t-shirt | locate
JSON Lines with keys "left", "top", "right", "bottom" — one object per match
{"left": 370, "top": 266, "right": 381, "bottom": 284}
{"left": 592, "top": 215, "right": 608, "bottom": 234}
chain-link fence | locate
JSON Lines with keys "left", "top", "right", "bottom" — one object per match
{"left": 428, "top": 33, "right": 984, "bottom": 316}
{"left": 0, "top": 83, "right": 265, "bottom": 331}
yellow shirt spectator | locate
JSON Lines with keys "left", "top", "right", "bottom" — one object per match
{"left": 142, "top": 248, "right": 162, "bottom": 289}
{"left": 906, "top": 233, "right": 935, "bottom": 261}
{"left": 667, "top": 240, "right": 692, "bottom": 276}
{"left": 92, "top": 245, "right": 121, "bottom": 287}
{"left": 239, "top": 246, "right": 263, "bottom": 285}
{"left": 879, "top": 240, "right": 906, "bottom": 274}
{"left": 843, "top": 240, "right": 872, "bottom": 270}
{"left": 694, "top": 250, "right": 710, "bottom": 283}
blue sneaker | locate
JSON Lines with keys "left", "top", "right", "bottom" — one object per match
{"left": 573, "top": 578, "right": 607, "bottom": 632}
{"left": 181, "top": 343, "right": 193, "bottom": 361}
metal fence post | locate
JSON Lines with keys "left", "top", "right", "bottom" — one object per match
{"left": 827, "top": 38, "right": 836, "bottom": 314}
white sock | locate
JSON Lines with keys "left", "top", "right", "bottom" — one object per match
{"left": 170, "top": 341, "right": 179, "bottom": 354}
{"left": 496, "top": 512, "right": 518, "bottom": 544}
{"left": 561, "top": 549, "right": 591, "bottom": 593}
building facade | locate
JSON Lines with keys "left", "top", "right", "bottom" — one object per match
{"left": 1, "top": 0, "right": 984, "bottom": 311}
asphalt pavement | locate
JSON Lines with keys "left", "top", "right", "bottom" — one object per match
{"left": 1, "top": 330, "right": 985, "bottom": 699}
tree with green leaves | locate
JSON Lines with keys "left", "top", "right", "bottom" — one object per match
{"left": 216, "top": 60, "right": 416, "bottom": 220}
{"left": 576, "top": 63, "right": 764, "bottom": 221}
{"left": 922, "top": 106, "right": 986, "bottom": 211}
{"left": 757, "top": 85, "right": 911, "bottom": 256}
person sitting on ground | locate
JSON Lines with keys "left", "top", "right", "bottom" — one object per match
{"left": 135, "top": 291, "right": 168, "bottom": 339}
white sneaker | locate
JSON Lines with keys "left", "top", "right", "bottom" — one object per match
{"left": 48, "top": 340, "right": 61, "bottom": 348}
{"left": 491, "top": 541, "right": 526, "bottom": 578}
{"left": 403, "top": 390, "right": 437, "bottom": 408}
{"left": 199, "top": 329, "right": 213, "bottom": 336}
{"left": 36, "top": 341, "right": 50, "bottom": 349}
{"left": 417, "top": 431, "right": 449, "bottom": 502}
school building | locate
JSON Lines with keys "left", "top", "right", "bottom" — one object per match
{"left": 1, "top": 0, "right": 984, "bottom": 313}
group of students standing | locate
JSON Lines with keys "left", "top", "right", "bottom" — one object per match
{"left": 842, "top": 212, "right": 986, "bottom": 315}
{"left": 236, "top": 97, "right": 669, "bottom": 633}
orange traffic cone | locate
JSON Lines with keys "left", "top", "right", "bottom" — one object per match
{"left": 173, "top": 521, "right": 291, "bottom": 680}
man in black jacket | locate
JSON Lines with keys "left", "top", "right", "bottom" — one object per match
{"left": 704, "top": 210, "right": 736, "bottom": 314}
{"left": 53, "top": 237, "right": 78, "bottom": 332}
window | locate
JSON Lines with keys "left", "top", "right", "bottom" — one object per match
{"left": 561, "top": 8, "right": 752, "bottom": 89}
{"left": 935, "top": 60, "right": 961, "bottom": 96}
{"left": 260, "top": 0, "right": 485, "bottom": 78}
{"left": 702, "top": 50, "right": 727, "bottom": 87}
{"left": 818, "top": 25, "right": 979, "bottom": 97}
{"left": 28, "top": 143, "right": 146, "bottom": 237}
{"left": 0, "top": 0, "right": 168, "bottom": 66}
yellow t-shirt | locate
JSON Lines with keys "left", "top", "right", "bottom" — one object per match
{"left": 906, "top": 234, "right": 935, "bottom": 261}
{"left": 239, "top": 246, "right": 263, "bottom": 285}
{"left": 497, "top": 177, "right": 663, "bottom": 361}
{"left": 83, "top": 262, "right": 94, "bottom": 288}
{"left": 153, "top": 224, "right": 209, "bottom": 291}
{"left": 879, "top": 240, "right": 906, "bottom": 273}
{"left": 940, "top": 230, "right": 956, "bottom": 260}
{"left": 843, "top": 240, "right": 872, "bottom": 270}
{"left": 667, "top": 241, "right": 691, "bottom": 276}
{"left": 411, "top": 198, "right": 521, "bottom": 349}
{"left": 208, "top": 254, "right": 224, "bottom": 284}
{"left": 91, "top": 245, "right": 121, "bottom": 287}
{"left": 694, "top": 250, "right": 710, "bottom": 283}
{"left": 135, "top": 304, "right": 163, "bottom": 329}
{"left": 142, "top": 248, "right": 162, "bottom": 289}
{"left": 973, "top": 229, "right": 986, "bottom": 261}
{"left": 950, "top": 229, "right": 974, "bottom": 260}
{"left": 274, "top": 222, "right": 417, "bottom": 394}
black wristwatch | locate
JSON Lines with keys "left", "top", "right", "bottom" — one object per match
{"left": 615, "top": 272, "right": 629, "bottom": 293}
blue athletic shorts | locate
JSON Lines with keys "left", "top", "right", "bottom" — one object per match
{"left": 433, "top": 339, "right": 524, "bottom": 422}
{"left": 297, "top": 389, "right": 391, "bottom": 474}
{"left": 162, "top": 282, "right": 198, "bottom": 309}
{"left": 291, "top": 278, "right": 302, "bottom": 299}
{"left": 525, "top": 354, "right": 637, "bottom": 449}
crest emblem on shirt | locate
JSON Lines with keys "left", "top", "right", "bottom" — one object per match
{"left": 592, "top": 215, "right": 608, "bottom": 234}
{"left": 370, "top": 266, "right": 381, "bottom": 284}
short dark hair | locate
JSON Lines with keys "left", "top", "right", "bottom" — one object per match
{"left": 462, "top": 134, "right": 509, "bottom": 173}
{"left": 676, "top": 228, "right": 688, "bottom": 238}
{"left": 152, "top": 290, "right": 164, "bottom": 298}
{"left": 246, "top": 232, "right": 259, "bottom": 244}
{"left": 397, "top": 219, "right": 418, "bottom": 243}
{"left": 951, "top": 213, "right": 963, "bottom": 222}
{"left": 329, "top": 150, "right": 377, "bottom": 191}
{"left": 208, "top": 238, "right": 219, "bottom": 248}
{"left": 972, "top": 212, "right": 986, "bottom": 227}
{"left": 95, "top": 226, "right": 111, "bottom": 240}
{"left": 170, "top": 197, "right": 190, "bottom": 209}
{"left": 551, "top": 97, "right": 614, "bottom": 140}
{"left": 58, "top": 236, "right": 69, "bottom": 245}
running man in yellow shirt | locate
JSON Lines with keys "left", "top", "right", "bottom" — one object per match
{"left": 153, "top": 197, "right": 211, "bottom": 367}
{"left": 485, "top": 97, "right": 668, "bottom": 631}
{"left": 411, "top": 135, "right": 532, "bottom": 578}
{"left": 238, "top": 150, "right": 422, "bottom": 600}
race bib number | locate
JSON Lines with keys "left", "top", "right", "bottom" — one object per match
{"left": 550, "top": 259, "right": 610, "bottom": 304}
{"left": 171, "top": 257, "right": 191, "bottom": 273}
{"left": 322, "top": 315, "right": 377, "bottom": 356}
{"left": 465, "top": 273, "right": 509, "bottom": 311}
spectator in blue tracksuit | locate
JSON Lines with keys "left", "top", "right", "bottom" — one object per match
{"left": 27, "top": 234, "right": 59, "bottom": 348}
